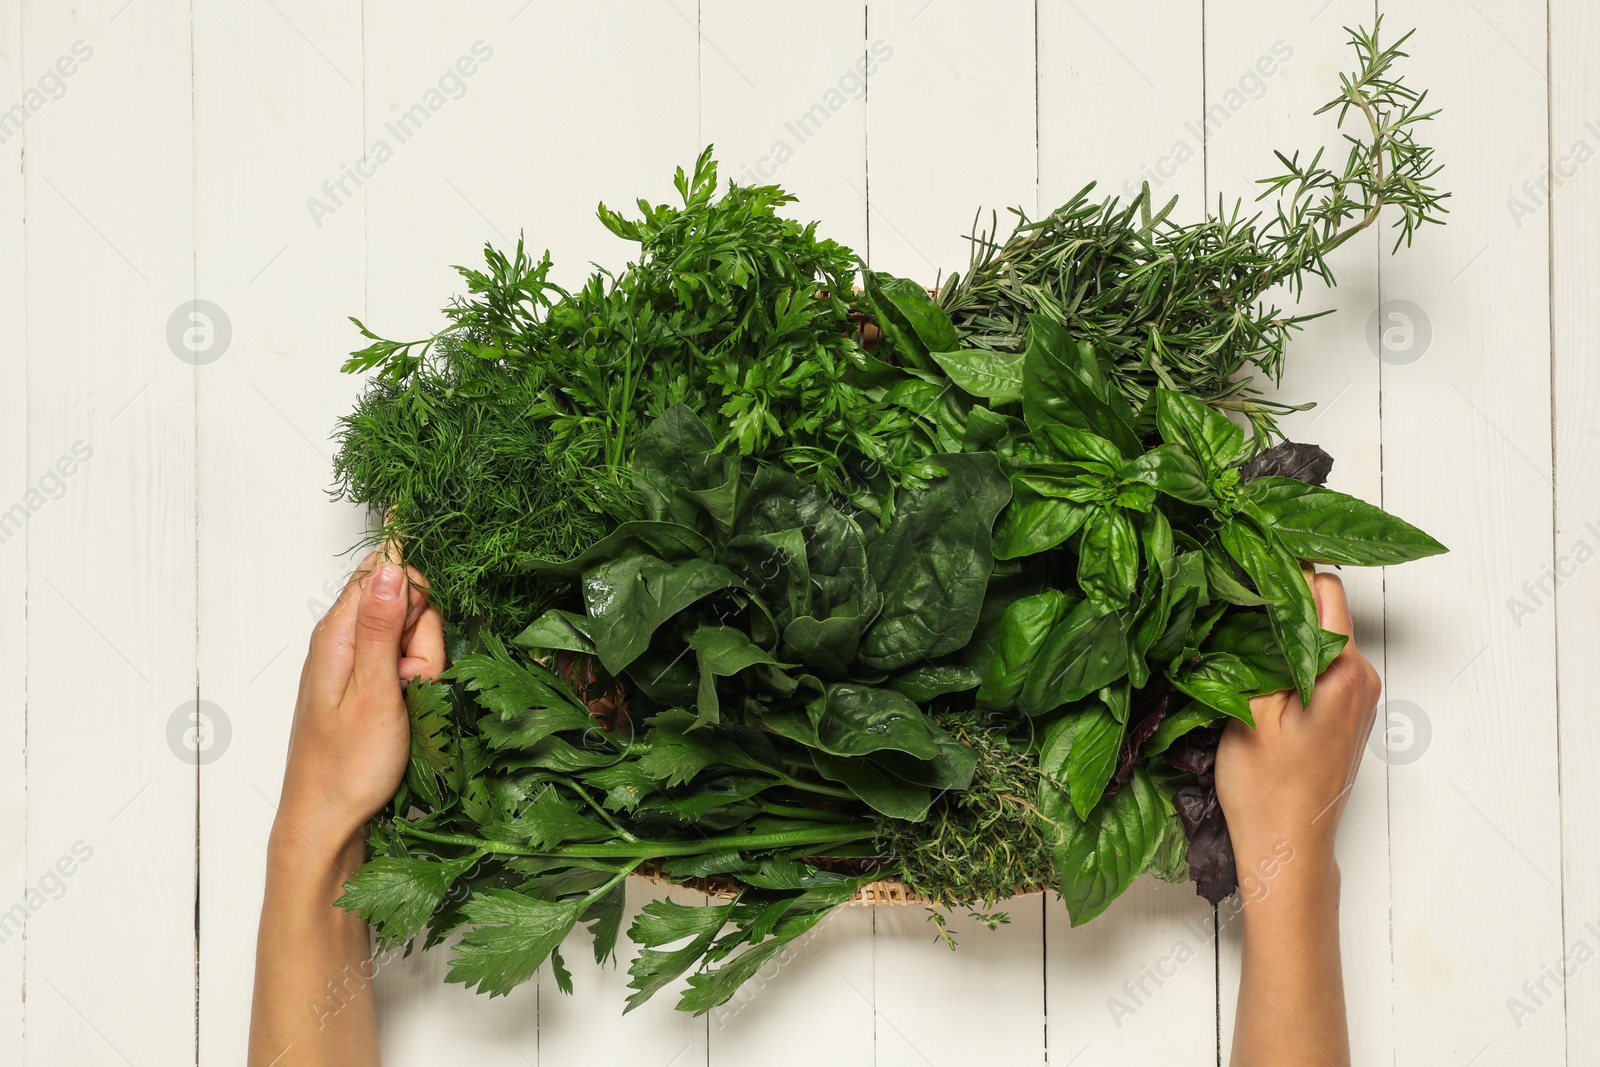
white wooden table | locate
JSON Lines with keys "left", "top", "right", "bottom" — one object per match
{"left": 2, "top": 1, "right": 1590, "bottom": 1064}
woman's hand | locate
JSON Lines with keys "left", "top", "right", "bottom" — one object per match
{"left": 275, "top": 551, "right": 446, "bottom": 858}
{"left": 1216, "top": 568, "right": 1381, "bottom": 1067}
{"left": 1217, "top": 569, "right": 1382, "bottom": 871}
{"left": 250, "top": 552, "right": 445, "bottom": 1067}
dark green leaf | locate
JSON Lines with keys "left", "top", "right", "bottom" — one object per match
{"left": 1019, "top": 599, "right": 1132, "bottom": 716}
{"left": 1077, "top": 507, "right": 1140, "bottom": 613}
{"left": 976, "top": 589, "right": 1073, "bottom": 711}
{"left": 1043, "top": 767, "right": 1166, "bottom": 926}
{"left": 1244, "top": 476, "right": 1447, "bottom": 565}
{"left": 861, "top": 453, "right": 1011, "bottom": 669}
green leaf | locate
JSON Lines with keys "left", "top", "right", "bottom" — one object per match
{"left": 810, "top": 751, "right": 933, "bottom": 820}
{"left": 1043, "top": 767, "right": 1166, "bottom": 926}
{"left": 689, "top": 626, "right": 793, "bottom": 727}
{"left": 1038, "top": 424, "right": 1128, "bottom": 467}
{"left": 449, "top": 653, "right": 596, "bottom": 750}
{"left": 1019, "top": 600, "right": 1131, "bottom": 716}
{"left": 885, "top": 663, "right": 982, "bottom": 702}
{"left": 512, "top": 610, "right": 596, "bottom": 655}
{"left": 1077, "top": 507, "right": 1140, "bottom": 613}
{"left": 338, "top": 853, "right": 478, "bottom": 944}
{"left": 404, "top": 678, "right": 453, "bottom": 809}
{"left": 1065, "top": 704, "right": 1125, "bottom": 820}
{"left": 583, "top": 555, "right": 740, "bottom": 673}
{"left": 931, "top": 347, "right": 1025, "bottom": 403}
{"left": 863, "top": 271, "right": 958, "bottom": 369}
{"left": 861, "top": 453, "right": 1011, "bottom": 669}
{"left": 1155, "top": 389, "right": 1245, "bottom": 473}
{"left": 1143, "top": 701, "right": 1219, "bottom": 757}
{"left": 1119, "top": 445, "right": 1213, "bottom": 505}
{"left": 1022, "top": 318, "right": 1141, "bottom": 456}
{"left": 1244, "top": 477, "right": 1447, "bottom": 565}
{"left": 976, "top": 589, "right": 1073, "bottom": 711}
{"left": 1169, "top": 672, "right": 1255, "bottom": 727}
{"left": 994, "top": 490, "right": 1092, "bottom": 560}
{"left": 807, "top": 683, "right": 943, "bottom": 760}
{"left": 1220, "top": 521, "right": 1321, "bottom": 705}
{"left": 625, "top": 898, "right": 738, "bottom": 1013}
{"left": 634, "top": 709, "right": 776, "bottom": 787}
{"left": 448, "top": 889, "right": 585, "bottom": 997}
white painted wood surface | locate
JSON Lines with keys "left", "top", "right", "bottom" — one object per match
{"left": 1, "top": 2, "right": 1591, "bottom": 1064}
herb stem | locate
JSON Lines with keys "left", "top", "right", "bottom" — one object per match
{"left": 394, "top": 819, "right": 874, "bottom": 859}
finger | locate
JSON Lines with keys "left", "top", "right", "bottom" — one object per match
{"left": 304, "top": 550, "right": 386, "bottom": 701}
{"left": 351, "top": 561, "right": 409, "bottom": 693}
{"left": 400, "top": 565, "right": 433, "bottom": 635}
{"left": 1311, "top": 572, "right": 1355, "bottom": 641}
{"left": 399, "top": 607, "right": 446, "bottom": 682}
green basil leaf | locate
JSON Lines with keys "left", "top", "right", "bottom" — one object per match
{"left": 1077, "top": 507, "right": 1140, "bottom": 613}
{"left": 976, "top": 589, "right": 1074, "bottom": 711}
{"left": 931, "top": 347, "right": 1025, "bottom": 403}
{"left": 1038, "top": 423, "right": 1127, "bottom": 467}
{"left": 863, "top": 271, "right": 957, "bottom": 370}
{"left": 994, "top": 491, "right": 1093, "bottom": 559}
{"left": 1019, "top": 600, "right": 1132, "bottom": 716}
{"left": 1119, "top": 444, "right": 1214, "bottom": 505}
{"left": 1044, "top": 766, "right": 1166, "bottom": 926}
{"left": 1219, "top": 521, "right": 1320, "bottom": 704}
{"left": 1066, "top": 704, "right": 1125, "bottom": 820}
{"left": 1022, "top": 317, "right": 1142, "bottom": 455}
{"left": 1244, "top": 477, "right": 1448, "bottom": 565}
{"left": 1143, "top": 701, "right": 1219, "bottom": 757}
{"left": 1154, "top": 389, "right": 1245, "bottom": 473}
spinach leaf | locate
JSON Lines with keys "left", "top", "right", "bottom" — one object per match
{"left": 582, "top": 555, "right": 740, "bottom": 673}
{"left": 861, "top": 453, "right": 1011, "bottom": 669}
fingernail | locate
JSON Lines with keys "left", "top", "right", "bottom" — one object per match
{"left": 372, "top": 562, "right": 402, "bottom": 601}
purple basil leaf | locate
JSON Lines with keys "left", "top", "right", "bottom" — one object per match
{"left": 1238, "top": 441, "right": 1334, "bottom": 487}
{"left": 1112, "top": 692, "right": 1170, "bottom": 789}
{"left": 1165, "top": 728, "right": 1219, "bottom": 779}
{"left": 1174, "top": 784, "right": 1237, "bottom": 904}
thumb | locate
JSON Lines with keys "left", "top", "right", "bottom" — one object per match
{"left": 352, "top": 560, "right": 408, "bottom": 692}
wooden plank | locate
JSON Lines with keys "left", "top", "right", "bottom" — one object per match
{"left": 1036, "top": 3, "right": 1220, "bottom": 1063}
{"left": 1551, "top": 0, "right": 1600, "bottom": 1060}
{"left": 191, "top": 0, "right": 366, "bottom": 1063}
{"left": 863, "top": 4, "right": 1044, "bottom": 1065}
{"left": 358, "top": 4, "right": 703, "bottom": 1062}
{"left": 1199, "top": 6, "right": 1394, "bottom": 1063}
{"left": 863, "top": 0, "right": 1037, "bottom": 282}
{"left": 0, "top": 0, "right": 25, "bottom": 1060}
{"left": 19, "top": 1, "right": 198, "bottom": 1062}
{"left": 696, "top": 4, "right": 875, "bottom": 1060}
{"left": 1377, "top": 1, "right": 1564, "bottom": 1063}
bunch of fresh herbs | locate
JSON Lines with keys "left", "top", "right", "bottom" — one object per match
{"left": 331, "top": 21, "right": 1448, "bottom": 1016}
